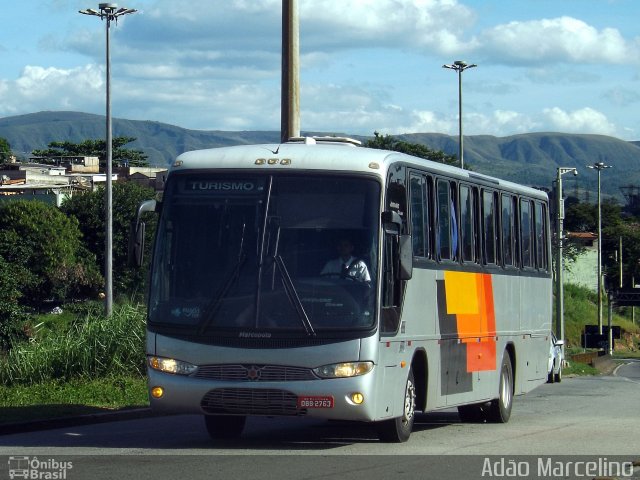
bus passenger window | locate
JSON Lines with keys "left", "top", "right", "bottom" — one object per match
{"left": 410, "top": 174, "right": 429, "bottom": 257}
{"left": 520, "top": 199, "right": 533, "bottom": 268}
{"left": 483, "top": 190, "right": 496, "bottom": 265}
{"left": 437, "top": 180, "right": 452, "bottom": 260}
{"left": 460, "top": 185, "right": 475, "bottom": 262}
{"left": 501, "top": 194, "right": 514, "bottom": 267}
{"left": 535, "top": 202, "right": 548, "bottom": 271}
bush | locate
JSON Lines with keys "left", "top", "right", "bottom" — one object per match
{"left": 0, "top": 200, "right": 102, "bottom": 307}
{"left": 62, "top": 182, "right": 156, "bottom": 297}
{"left": 0, "top": 256, "right": 29, "bottom": 350}
{"left": 0, "top": 302, "right": 146, "bottom": 386}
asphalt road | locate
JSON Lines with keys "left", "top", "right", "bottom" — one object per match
{"left": 1, "top": 362, "right": 639, "bottom": 480}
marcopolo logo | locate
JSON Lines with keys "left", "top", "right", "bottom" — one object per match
{"left": 8, "top": 456, "right": 73, "bottom": 479}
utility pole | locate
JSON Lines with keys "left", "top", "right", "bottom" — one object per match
{"left": 556, "top": 167, "right": 577, "bottom": 359}
{"left": 587, "top": 161, "right": 611, "bottom": 334}
{"left": 281, "top": 0, "right": 300, "bottom": 143}
{"left": 619, "top": 236, "right": 623, "bottom": 288}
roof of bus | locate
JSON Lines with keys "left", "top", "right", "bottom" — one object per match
{"left": 173, "top": 141, "right": 547, "bottom": 200}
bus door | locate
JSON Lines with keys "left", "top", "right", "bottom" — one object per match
{"left": 376, "top": 165, "right": 413, "bottom": 419}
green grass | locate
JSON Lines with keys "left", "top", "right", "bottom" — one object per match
{"left": 613, "top": 350, "right": 640, "bottom": 359}
{"left": 564, "top": 360, "right": 600, "bottom": 376}
{"left": 0, "top": 302, "right": 149, "bottom": 424}
{"left": 561, "top": 283, "right": 640, "bottom": 350}
{"left": 1, "top": 302, "right": 146, "bottom": 386}
{"left": 0, "top": 375, "right": 148, "bottom": 424}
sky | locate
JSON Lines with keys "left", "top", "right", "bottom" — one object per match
{"left": 1, "top": 0, "right": 639, "bottom": 140}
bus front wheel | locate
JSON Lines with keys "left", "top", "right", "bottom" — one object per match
{"left": 376, "top": 369, "right": 416, "bottom": 443}
{"left": 204, "top": 415, "right": 247, "bottom": 440}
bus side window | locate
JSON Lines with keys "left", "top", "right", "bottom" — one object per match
{"left": 460, "top": 184, "right": 475, "bottom": 263}
{"left": 437, "top": 179, "right": 457, "bottom": 261}
{"left": 482, "top": 190, "right": 497, "bottom": 265}
{"left": 381, "top": 233, "right": 401, "bottom": 334}
{"left": 535, "top": 201, "right": 548, "bottom": 271}
{"left": 520, "top": 199, "right": 533, "bottom": 268}
{"left": 409, "top": 174, "right": 429, "bottom": 258}
{"left": 501, "top": 193, "right": 514, "bottom": 267}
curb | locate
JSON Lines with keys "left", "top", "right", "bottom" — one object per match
{"left": 0, "top": 408, "right": 159, "bottom": 436}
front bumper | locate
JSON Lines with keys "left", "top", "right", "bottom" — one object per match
{"left": 147, "top": 367, "right": 378, "bottom": 421}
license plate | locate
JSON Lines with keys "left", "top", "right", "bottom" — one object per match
{"left": 297, "top": 395, "right": 334, "bottom": 409}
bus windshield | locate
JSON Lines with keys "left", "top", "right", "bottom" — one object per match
{"left": 149, "top": 173, "right": 380, "bottom": 335}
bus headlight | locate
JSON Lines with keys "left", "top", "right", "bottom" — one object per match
{"left": 313, "top": 362, "right": 374, "bottom": 378}
{"left": 148, "top": 356, "right": 198, "bottom": 375}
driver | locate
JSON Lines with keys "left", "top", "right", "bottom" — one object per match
{"left": 321, "top": 238, "right": 371, "bottom": 283}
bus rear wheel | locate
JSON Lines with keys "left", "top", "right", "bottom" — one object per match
{"left": 376, "top": 369, "right": 416, "bottom": 443}
{"left": 487, "top": 353, "right": 514, "bottom": 423}
{"left": 204, "top": 415, "right": 246, "bottom": 440}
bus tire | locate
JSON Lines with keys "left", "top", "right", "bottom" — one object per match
{"left": 204, "top": 415, "right": 246, "bottom": 440}
{"left": 376, "top": 368, "right": 416, "bottom": 442}
{"left": 487, "top": 353, "right": 514, "bottom": 423}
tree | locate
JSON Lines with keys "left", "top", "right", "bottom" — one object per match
{"left": 0, "top": 137, "right": 13, "bottom": 162}
{"left": 32, "top": 137, "right": 149, "bottom": 167}
{"left": 61, "top": 181, "right": 157, "bottom": 296}
{"left": 0, "top": 256, "right": 29, "bottom": 350}
{"left": 365, "top": 132, "right": 459, "bottom": 167}
{"left": 0, "top": 200, "right": 102, "bottom": 307}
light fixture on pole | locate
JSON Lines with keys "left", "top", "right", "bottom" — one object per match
{"left": 80, "top": 3, "right": 137, "bottom": 316}
{"left": 442, "top": 60, "right": 477, "bottom": 170}
{"left": 587, "top": 161, "right": 612, "bottom": 335}
{"left": 555, "top": 167, "right": 578, "bottom": 359}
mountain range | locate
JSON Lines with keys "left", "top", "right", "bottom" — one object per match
{"left": 1, "top": 111, "right": 639, "bottom": 202}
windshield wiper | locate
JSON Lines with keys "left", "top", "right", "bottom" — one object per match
{"left": 274, "top": 254, "right": 316, "bottom": 336}
{"left": 198, "top": 221, "right": 248, "bottom": 334}
{"left": 197, "top": 254, "right": 246, "bottom": 334}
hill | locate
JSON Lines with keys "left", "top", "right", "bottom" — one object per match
{"left": 1, "top": 111, "right": 639, "bottom": 200}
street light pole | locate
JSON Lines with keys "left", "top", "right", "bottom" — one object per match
{"left": 442, "top": 60, "right": 476, "bottom": 170}
{"left": 80, "top": 3, "right": 137, "bottom": 316}
{"left": 587, "top": 161, "right": 612, "bottom": 334}
{"left": 556, "top": 167, "right": 577, "bottom": 359}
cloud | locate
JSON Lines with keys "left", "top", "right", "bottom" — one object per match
{"left": 0, "top": 65, "right": 104, "bottom": 116}
{"left": 542, "top": 107, "right": 617, "bottom": 135}
{"left": 602, "top": 87, "right": 640, "bottom": 107}
{"left": 479, "top": 16, "right": 639, "bottom": 65}
{"left": 64, "top": 0, "right": 476, "bottom": 67}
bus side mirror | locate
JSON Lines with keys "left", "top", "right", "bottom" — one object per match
{"left": 399, "top": 234, "right": 413, "bottom": 280}
{"left": 128, "top": 199, "right": 157, "bottom": 267}
{"left": 381, "top": 210, "right": 413, "bottom": 280}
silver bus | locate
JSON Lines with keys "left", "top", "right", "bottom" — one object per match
{"left": 133, "top": 137, "right": 552, "bottom": 442}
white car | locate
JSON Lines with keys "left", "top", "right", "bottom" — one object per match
{"left": 547, "top": 332, "right": 564, "bottom": 383}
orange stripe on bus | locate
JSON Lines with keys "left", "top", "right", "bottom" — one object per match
{"left": 443, "top": 271, "right": 497, "bottom": 372}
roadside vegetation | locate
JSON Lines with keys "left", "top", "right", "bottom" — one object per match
{"left": 559, "top": 283, "right": 640, "bottom": 375}
{"left": 0, "top": 137, "right": 156, "bottom": 424}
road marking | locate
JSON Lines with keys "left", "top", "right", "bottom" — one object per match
{"left": 613, "top": 362, "right": 640, "bottom": 384}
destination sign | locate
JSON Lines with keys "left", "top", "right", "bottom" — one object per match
{"left": 180, "top": 178, "right": 265, "bottom": 195}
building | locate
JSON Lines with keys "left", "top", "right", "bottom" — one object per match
{"left": 115, "top": 166, "right": 167, "bottom": 190}
{"left": 29, "top": 155, "right": 100, "bottom": 173}
{"left": 0, "top": 162, "right": 117, "bottom": 206}
{"left": 563, "top": 232, "right": 598, "bottom": 292}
